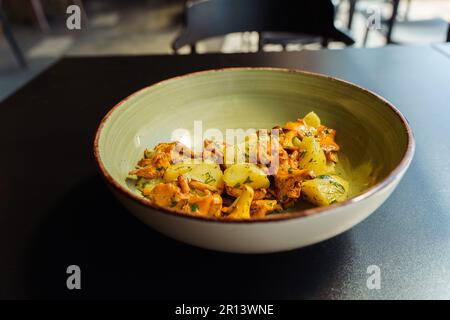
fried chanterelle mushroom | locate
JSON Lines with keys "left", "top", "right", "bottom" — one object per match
{"left": 129, "top": 111, "right": 348, "bottom": 219}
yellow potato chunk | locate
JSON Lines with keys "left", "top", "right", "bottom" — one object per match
{"left": 225, "top": 133, "right": 259, "bottom": 165}
{"left": 223, "top": 163, "right": 270, "bottom": 189}
{"left": 323, "top": 161, "right": 337, "bottom": 174}
{"left": 163, "top": 161, "right": 224, "bottom": 190}
{"left": 302, "top": 175, "right": 349, "bottom": 206}
{"left": 296, "top": 136, "right": 327, "bottom": 174}
{"left": 303, "top": 111, "right": 321, "bottom": 128}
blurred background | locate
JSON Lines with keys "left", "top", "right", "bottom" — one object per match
{"left": 1, "top": 0, "right": 449, "bottom": 101}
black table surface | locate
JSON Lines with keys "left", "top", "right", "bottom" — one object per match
{"left": 1, "top": 45, "right": 450, "bottom": 300}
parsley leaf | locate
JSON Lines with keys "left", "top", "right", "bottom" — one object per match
{"left": 330, "top": 181, "right": 345, "bottom": 193}
{"left": 204, "top": 172, "right": 216, "bottom": 184}
{"left": 244, "top": 176, "right": 253, "bottom": 184}
{"left": 170, "top": 200, "right": 178, "bottom": 208}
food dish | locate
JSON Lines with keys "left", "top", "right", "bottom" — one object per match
{"left": 94, "top": 68, "right": 414, "bottom": 253}
{"left": 129, "top": 112, "right": 352, "bottom": 219}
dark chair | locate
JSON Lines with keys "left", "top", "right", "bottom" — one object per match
{"left": 347, "top": 0, "right": 357, "bottom": 30}
{"left": 0, "top": 0, "right": 27, "bottom": 68}
{"left": 259, "top": 0, "right": 350, "bottom": 49}
{"left": 172, "top": 0, "right": 354, "bottom": 53}
{"left": 447, "top": 23, "right": 450, "bottom": 42}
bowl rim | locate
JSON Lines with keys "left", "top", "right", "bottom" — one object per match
{"left": 93, "top": 67, "right": 415, "bottom": 224}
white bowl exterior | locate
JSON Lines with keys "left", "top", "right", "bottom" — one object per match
{"left": 97, "top": 69, "right": 414, "bottom": 253}
{"left": 111, "top": 170, "right": 405, "bottom": 253}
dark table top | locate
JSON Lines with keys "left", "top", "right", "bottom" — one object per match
{"left": 1, "top": 45, "right": 450, "bottom": 300}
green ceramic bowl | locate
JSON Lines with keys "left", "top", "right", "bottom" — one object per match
{"left": 94, "top": 68, "right": 414, "bottom": 253}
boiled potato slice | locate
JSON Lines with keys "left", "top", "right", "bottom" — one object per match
{"left": 223, "top": 143, "right": 244, "bottom": 167}
{"left": 223, "top": 163, "right": 270, "bottom": 189}
{"left": 302, "top": 174, "right": 349, "bottom": 206}
{"left": 225, "top": 133, "right": 259, "bottom": 165}
{"left": 282, "top": 130, "right": 298, "bottom": 150}
{"left": 323, "top": 161, "right": 337, "bottom": 174}
{"left": 163, "top": 162, "right": 193, "bottom": 181}
{"left": 296, "top": 136, "right": 327, "bottom": 174}
{"left": 163, "top": 161, "right": 224, "bottom": 189}
{"left": 303, "top": 111, "right": 321, "bottom": 128}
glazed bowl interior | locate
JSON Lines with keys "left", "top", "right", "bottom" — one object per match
{"left": 96, "top": 68, "right": 410, "bottom": 214}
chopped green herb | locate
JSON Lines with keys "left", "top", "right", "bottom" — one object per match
{"left": 190, "top": 203, "right": 200, "bottom": 212}
{"left": 234, "top": 182, "right": 241, "bottom": 188}
{"left": 318, "top": 175, "right": 332, "bottom": 180}
{"left": 288, "top": 167, "right": 294, "bottom": 174}
{"left": 299, "top": 150, "right": 307, "bottom": 158}
{"left": 330, "top": 181, "right": 345, "bottom": 193}
{"left": 204, "top": 172, "right": 216, "bottom": 184}
{"left": 136, "top": 178, "right": 151, "bottom": 190}
{"left": 170, "top": 200, "right": 178, "bottom": 207}
{"left": 244, "top": 176, "right": 253, "bottom": 184}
